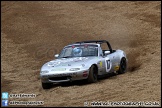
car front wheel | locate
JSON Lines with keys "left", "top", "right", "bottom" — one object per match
{"left": 42, "top": 82, "right": 52, "bottom": 89}
{"left": 87, "top": 65, "right": 98, "bottom": 83}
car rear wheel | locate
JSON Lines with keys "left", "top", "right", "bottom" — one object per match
{"left": 87, "top": 65, "right": 98, "bottom": 83}
{"left": 42, "top": 82, "right": 52, "bottom": 89}
{"left": 118, "top": 57, "right": 127, "bottom": 74}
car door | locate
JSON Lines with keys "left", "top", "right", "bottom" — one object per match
{"left": 98, "top": 52, "right": 114, "bottom": 74}
{"left": 105, "top": 52, "right": 117, "bottom": 73}
{"left": 97, "top": 47, "right": 106, "bottom": 74}
{"left": 98, "top": 47, "right": 114, "bottom": 74}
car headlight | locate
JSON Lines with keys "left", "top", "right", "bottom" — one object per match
{"left": 69, "top": 68, "right": 80, "bottom": 71}
{"left": 41, "top": 70, "right": 49, "bottom": 74}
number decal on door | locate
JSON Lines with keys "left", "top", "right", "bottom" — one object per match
{"left": 106, "top": 60, "right": 110, "bottom": 69}
{"left": 105, "top": 59, "right": 111, "bottom": 72}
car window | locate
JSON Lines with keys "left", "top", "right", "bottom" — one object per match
{"left": 99, "top": 47, "right": 103, "bottom": 56}
{"left": 64, "top": 48, "right": 72, "bottom": 56}
{"left": 59, "top": 45, "right": 98, "bottom": 58}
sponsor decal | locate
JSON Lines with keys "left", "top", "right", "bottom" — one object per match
{"left": 50, "top": 57, "right": 88, "bottom": 64}
{"left": 84, "top": 44, "right": 88, "bottom": 48}
{"left": 51, "top": 68, "right": 66, "bottom": 71}
{"left": 99, "top": 61, "right": 102, "bottom": 67}
{"left": 114, "top": 66, "right": 119, "bottom": 71}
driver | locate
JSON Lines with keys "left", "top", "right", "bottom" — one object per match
{"left": 72, "top": 47, "right": 82, "bottom": 57}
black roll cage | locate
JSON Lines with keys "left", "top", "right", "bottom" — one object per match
{"left": 75, "top": 40, "right": 113, "bottom": 53}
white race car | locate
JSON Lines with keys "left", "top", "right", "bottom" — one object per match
{"left": 40, "top": 40, "right": 127, "bottom": 89}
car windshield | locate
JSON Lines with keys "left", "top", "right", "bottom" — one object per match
{"left": 59, "top": 44, "right": 98, "bottom": 58}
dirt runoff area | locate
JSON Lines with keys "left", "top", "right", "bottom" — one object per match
{"left": 1, "top": 1, "right": 161, "bottom": 107}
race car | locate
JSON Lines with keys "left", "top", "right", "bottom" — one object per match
{"left": 40, "top": 40, "right": 127, "bottom": 89}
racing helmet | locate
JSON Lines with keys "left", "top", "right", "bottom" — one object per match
{"left": 73, "top": 47, "right": 82, "bottom": 56}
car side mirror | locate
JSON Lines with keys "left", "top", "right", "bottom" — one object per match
{"left": 54, "top": 54, "right": 59, "bottom": 58}
{"left": 104, "top": 51, "right": 110, "bottom": 55}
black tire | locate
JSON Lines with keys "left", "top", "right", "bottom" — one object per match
{"left": 42, "top": 82, "right": 52, "bottom": 89}
{"left": 118, "top": 57, "right": 127, "bottom": 74}
{"left": 87, "top": 65, "right": 98, "bottom": 83}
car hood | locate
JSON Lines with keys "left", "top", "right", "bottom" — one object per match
{"left": 42, "top": 56, "right": 98, "bottom": 70}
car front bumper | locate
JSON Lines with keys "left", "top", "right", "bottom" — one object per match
{"left": 40, "top": 69, "right": 89, "bottom": 83}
